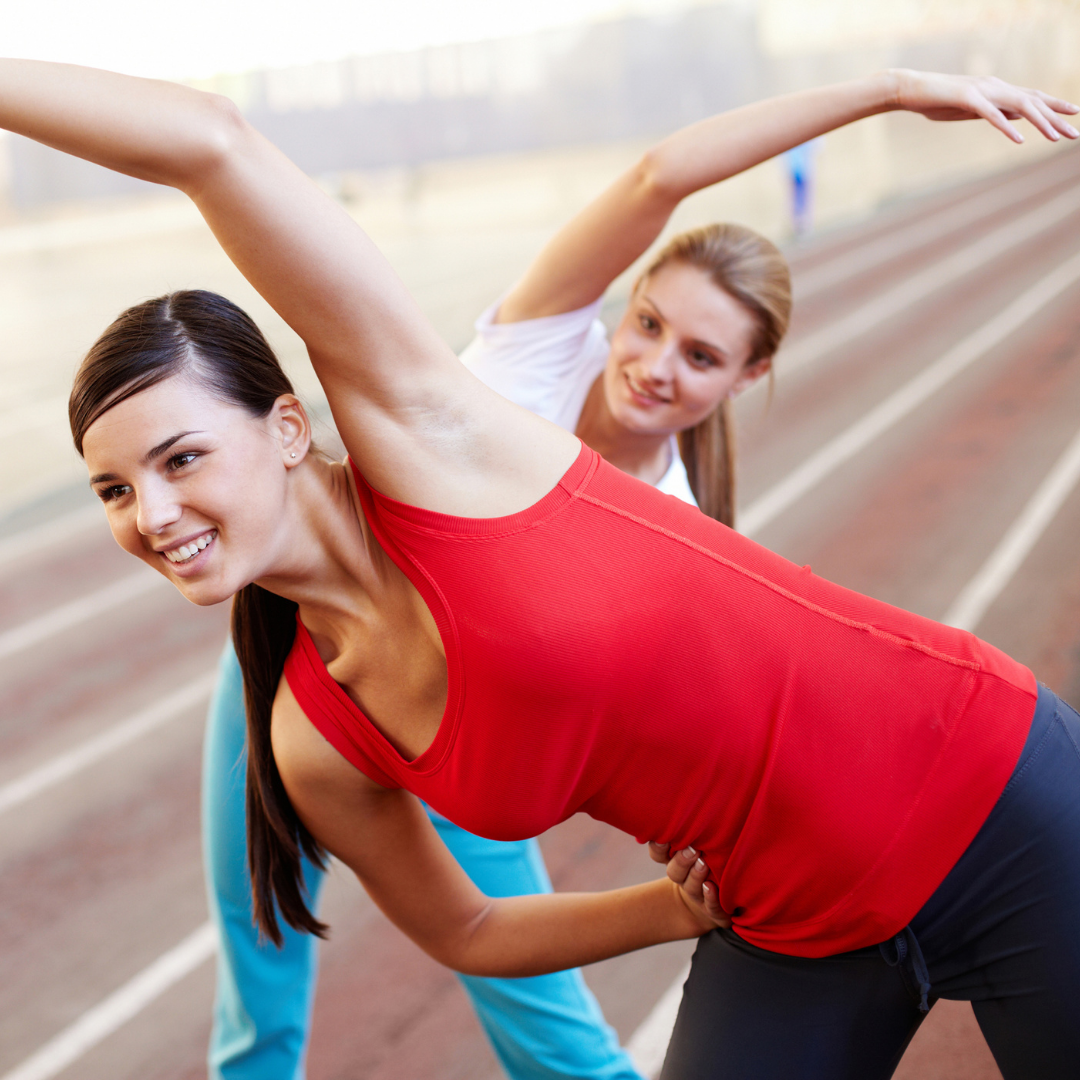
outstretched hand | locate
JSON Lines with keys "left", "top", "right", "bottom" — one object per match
{"left": 649, "top": 842, "right": 731, "bottom": 931}
{"left": 889, "top": 69, "right": 1079, "bottom": 144}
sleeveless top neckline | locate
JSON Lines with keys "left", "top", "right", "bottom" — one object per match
{"left": 292, "top": 442, "right": 596, "bottom": 778}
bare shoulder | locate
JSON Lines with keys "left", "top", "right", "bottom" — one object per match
{"left": 271, "top": 677, "right": 385, "bottom": 810}
{"left": 270, "top": 678, "right": 422, "bottom": 874}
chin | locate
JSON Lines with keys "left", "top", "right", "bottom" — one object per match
{"left": 169, "top": 574, "right": 240, "bottom": 608}
{"left": 614, "top": 402, "right": 674, "bottom": 436}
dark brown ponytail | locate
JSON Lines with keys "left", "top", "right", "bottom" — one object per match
{"left": 642, "top": 224, "right": 791, "bottom": 528}
{"left": 70, "top": 289, "right": 326, "bottom": 945}
{"left": 233, "top": 585, "right": 328, "bottom": 945}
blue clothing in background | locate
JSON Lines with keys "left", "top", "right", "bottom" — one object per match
{"left": 783, "top": 139, "right": 822, "bottom": 237}
{"left": 202, "top": 642, "right": 644, "bottom": 1080}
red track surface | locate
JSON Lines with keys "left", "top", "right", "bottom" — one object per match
{"left": 2, "top": 146, "right": 1079, "bottom": 1079}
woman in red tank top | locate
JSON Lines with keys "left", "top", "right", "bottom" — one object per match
{"left": 6, "top": 57, "right": 1080, "bottom": 1078}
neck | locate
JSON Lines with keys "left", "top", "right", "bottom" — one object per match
{"left": 253, "top": 456, "right": 384, "bottom": 648}
{"left": 575, "top": 373, "right": 672, "bottom": 486}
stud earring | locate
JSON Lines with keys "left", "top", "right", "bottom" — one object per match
{"left": 290, "top": 451, "right": 297, "bottom": 459}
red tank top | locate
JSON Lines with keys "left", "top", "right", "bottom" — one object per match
{"left": 284, "top": 444, "right": 1035, "bottom": 957}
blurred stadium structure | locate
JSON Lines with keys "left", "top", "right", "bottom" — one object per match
{"left": 0, "top": 0, "right": 1078, "bottom": 514}
{"left": 2, "top": 0, "right": 1079, "bottom": 209}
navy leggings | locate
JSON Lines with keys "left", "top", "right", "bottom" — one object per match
{"left": 661, "top": 685, "right": 1080, "bottom": 1080}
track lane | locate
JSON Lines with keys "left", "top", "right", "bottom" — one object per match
{"left": 2, "top": 147, "right": 1078, "bottom": 1079}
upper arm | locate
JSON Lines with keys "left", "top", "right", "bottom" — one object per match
{"left": 271, "top": 682, "right": 491, "bottom": 966}
{"left": 175, "top": 97, "right": 582, "bottom": 510}
{"left": 184, "top": 106, "right": 461, "bottom": 452}
{"left": 496, "top": 152, "right": 680, "bottom": 324}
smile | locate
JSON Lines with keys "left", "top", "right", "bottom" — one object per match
{"left": 625, "top": 372, "right": 670, "bottom": 405}
{"left": 162, "top": 530, "right": 217, "bottom": 564}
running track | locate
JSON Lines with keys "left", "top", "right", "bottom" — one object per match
{"left": 2, "top": 146, "right": 1080, "bottom": 1080}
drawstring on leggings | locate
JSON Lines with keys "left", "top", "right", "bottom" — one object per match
{"left": 879, "top": 926, "right": 932, "bottom": 1012}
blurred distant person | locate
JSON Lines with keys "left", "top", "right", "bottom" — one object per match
{"left": 783, "top": 138, "right": 822, "bottom": 238}
{"left": 9, "top": 55, "right": 1080, "bottom": 1080}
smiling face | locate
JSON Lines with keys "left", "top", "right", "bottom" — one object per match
{"left": 81, "top": 375, "right": 307, "bottom": 606}
{"left": 604, "top": 261, "right": 771, "bottom": 437}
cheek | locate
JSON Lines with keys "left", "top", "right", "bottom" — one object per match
{"left": 677, "top": 369, "right": 733, "bottom": 415}
{"left": 111, "top": 515, "right": 147, "bottom": 559}
{"left": 218, "top": 452, "right": 289, "bottom": 537}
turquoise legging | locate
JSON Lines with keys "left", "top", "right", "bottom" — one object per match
{"left": 202, "top": 643, "right": 643, "bottom": 1080}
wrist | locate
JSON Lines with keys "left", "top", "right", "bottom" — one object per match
{"left": 873, "top": 69, "right": 905, "bottom": 113}
{"left": 666, "top": 878, "right": 712, "bottom": 938}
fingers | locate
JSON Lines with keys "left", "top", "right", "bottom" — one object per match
{"left": 647, "top": 841, "right": 671, "bottom": 864}
{"left": 701, "top": 882, "right": 731, "bottom": 929}
{"left": 1029, "top": 88, "right": 1080, "bottom": 117}
{"left": 965, "top": 87, "right": 1024, "bottom": 142}
{"left": 976, "top": 78, "right": 1079, "bottom": 142}
{"left": 665, "top": 846, "right": 700, "bottom": 885}
{"left": 1032, "top": 96, "right": 1080, "bottom": 140}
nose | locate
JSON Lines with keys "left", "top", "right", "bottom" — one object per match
{"left": 639, "top": 340, "right": 679, "bottom": 383}
{"left": 135, "top": 480, "right": 182, "bottom": 536}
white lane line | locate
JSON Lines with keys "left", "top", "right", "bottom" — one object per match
{"left": 0, "top": 570, "right": 167, "bottom": 663}
{"left": 774, "top": 185, "right": 1080, "bottom": 381}
{"left": 626, "top": 962, "right": 690, "bottom": 1079}
{"left": 942, "top": 425, "right": 1080, "bottom": 632}
{"left": 0, "top": 167, "right": 1068, "bottom": 575}
{"left": 630, "top": 249, "right": 1080, "bottom": 1075}
{"left": 3, "top": 162, "right": 1075, "bottom": 1080}
{"left": 0, "top": 504, "right": 105, "bottom": 568}
{"left": 740, "top": 249, "right": 1080, "bottom": 539}
{"left": 795, "top": 157, "right": 1077, "bottom": 300}
{"left": 0, "top": 673, "right": 216, "bottom": 816}
{"left": 0, "top": 923, "right": 217, "bottom": 1080}
{"left": 624, "top": 439, "right": 1080, "bottom": 1079}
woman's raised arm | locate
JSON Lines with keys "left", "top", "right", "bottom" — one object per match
{"left": 0, "top": 59, "right": 577, "bottom": 509}
{"left": 497, "top": 70, "right": 1078, "bottom": 323}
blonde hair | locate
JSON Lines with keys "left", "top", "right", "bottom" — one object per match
{"left": 638, "top": 223, "right": 791, "bottom": 528}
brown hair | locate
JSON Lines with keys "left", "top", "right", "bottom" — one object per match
{"left": 639, "top": 223, "right": 791, "bottom": 527}
{"left": 70, "top": 290, "right": 326, "bottom": 945}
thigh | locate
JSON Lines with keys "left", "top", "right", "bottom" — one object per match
{"left": 917, "top": 690, "right": 1080, "bottom": 1079}
{"left": 660, "top": 930, "right": 923, "bottom": 1080}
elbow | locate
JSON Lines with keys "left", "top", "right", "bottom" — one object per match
{"left": 424, "top": 900, "right": 520, "bottom": 979}
{"left": 171, "top": 90, "right": 253, "bottom": 193}
{"left": 634, "top": 147, "right": 685, "bottom": 209}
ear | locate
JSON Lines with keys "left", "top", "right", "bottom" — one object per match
{"left": 269, "top": 395, "right": 313, "bottom": 467}
{"left": 730, "top": 356, "right": 772, "bottom": 398}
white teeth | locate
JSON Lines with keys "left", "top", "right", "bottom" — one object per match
{"left": 163, "top": 531, "right": 215, "bottom": 564}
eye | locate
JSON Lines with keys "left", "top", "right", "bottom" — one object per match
{"left": 638, "top": 313, "right": 659, "bottom": 332}
{"left": 686, "top": 348, "right": 717, "bottom": 369}
{"left": 97, "top": 484, "right": 132, "bottom": 503}
{"left": 167, "top": 451, "right": 199, "bottom": 472}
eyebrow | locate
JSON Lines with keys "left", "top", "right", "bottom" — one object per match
{"left": 639, "top": 294, "right": 729, "bottom": 360}
{"left": 88, "top": 431, "right": 203, "bottom": 486}
{"left": 144, "top": 431, "right": 202, "bottom": 464}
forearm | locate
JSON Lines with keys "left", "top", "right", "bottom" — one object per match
{"left": 443, "top": 878, "right": 703, "bottom": 978}
{"left": 498, "top": 71, "right": 898, "bottom": 320}
{"left": 0, "top": 58, "right": 239, "bottom": 192}
{"left": 644, "top": 71, "right": 897, "bottom": 202}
